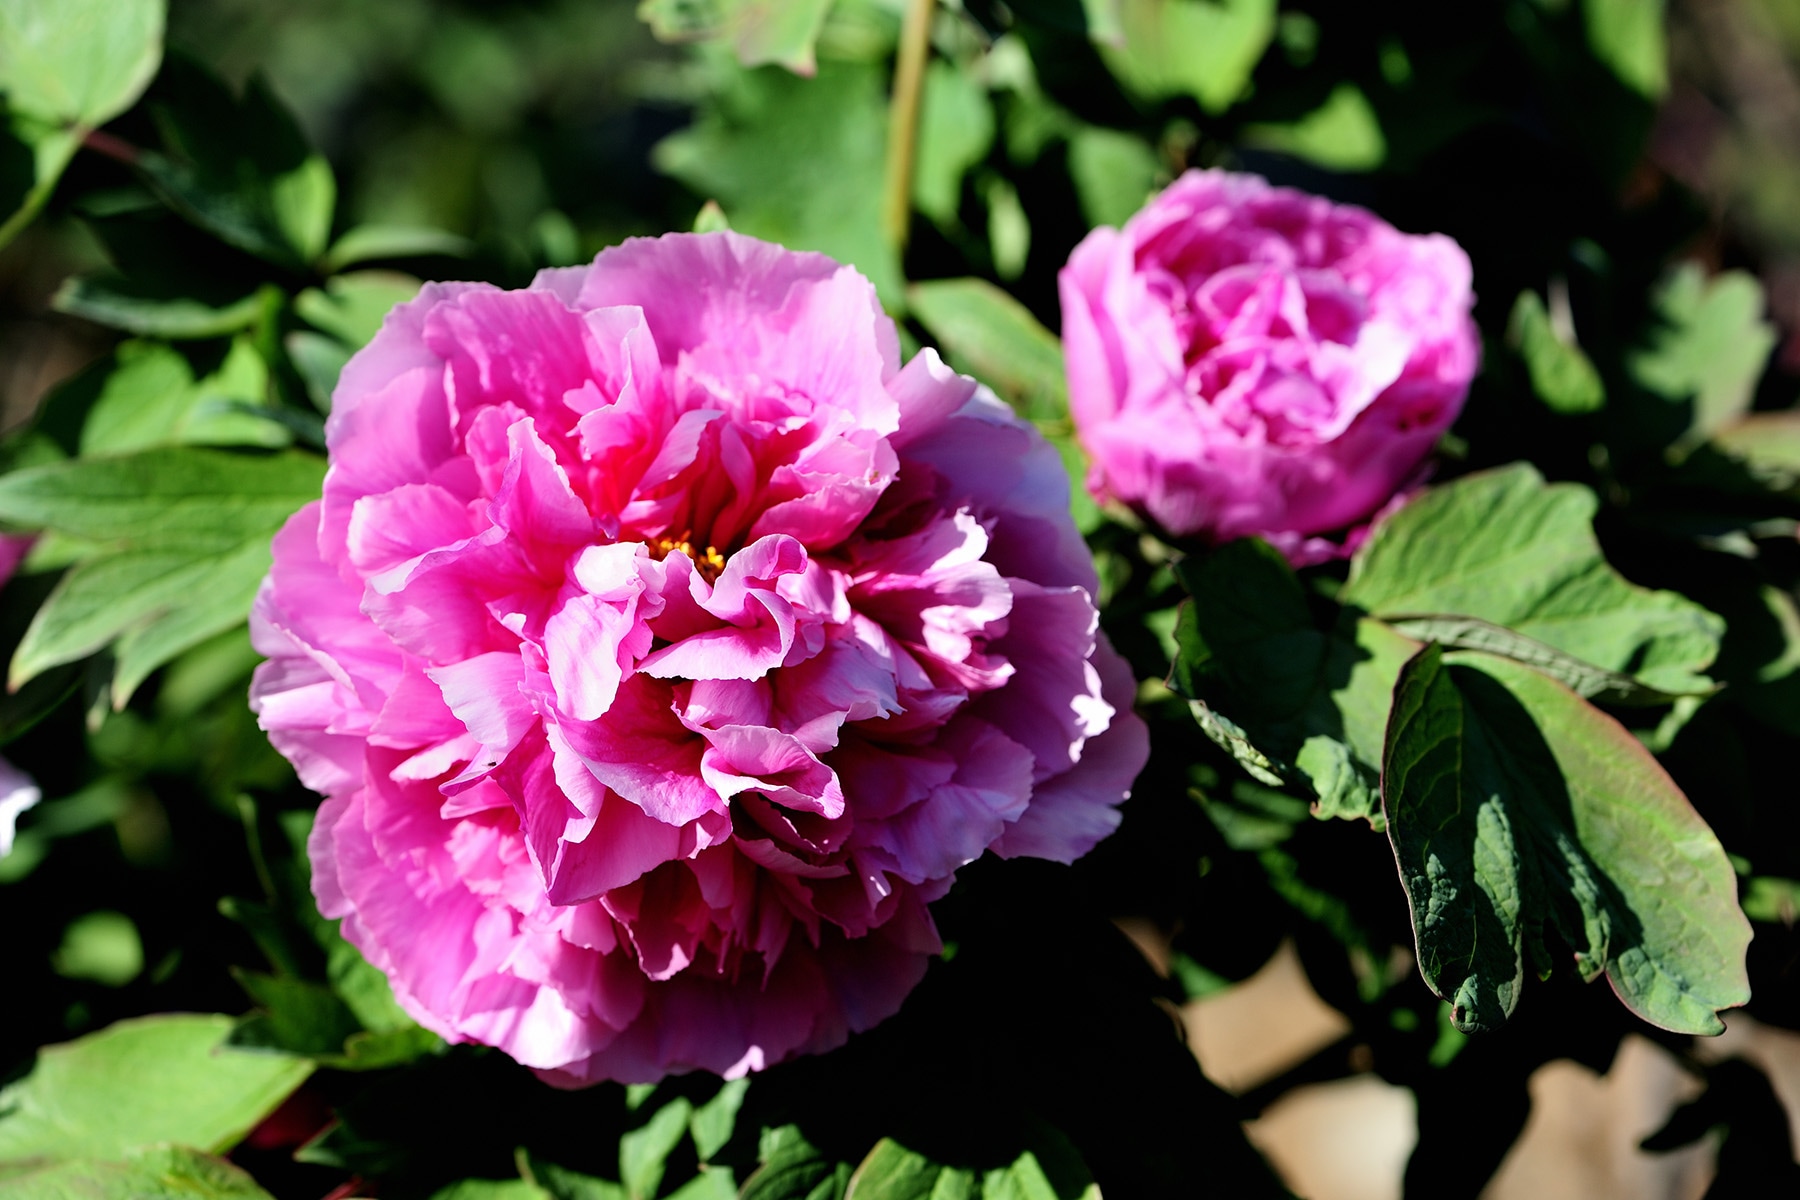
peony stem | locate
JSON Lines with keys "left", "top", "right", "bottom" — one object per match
{"left": 882, "top": 0, "right": 935, "bottom": 257}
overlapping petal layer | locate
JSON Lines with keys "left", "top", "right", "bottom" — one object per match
{"left": 252, "top": 232, "right": 1147, "bottom": 1084}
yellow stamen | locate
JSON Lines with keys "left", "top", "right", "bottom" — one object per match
{"left": 648, "top": 534, "right": 727, "bottom": 584}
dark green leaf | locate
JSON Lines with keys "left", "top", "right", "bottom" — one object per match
{"left": 740, "top": 1127, "right": 850, "bottom": 1200}
{"left": 52, "top": 277, "right": 273, "bottom": 340}
{"left": 0, "top": 1014, "right": 312, "bottom": 1162}
{"left": 229, "top": 969, "right": 364, "bottom": 1058}
{"left": 0, "top": 1144, "right": 277, "bottom": 1200}
{"left": 1065, "top": 127, "right": 1160, "bottom": 230}
{"left": 1342, "top": 463, "right": 1723, "bottom": 694}
{"left": 1509, "top": 289, "right": 1605, "bottom": 415}
{"left": 520, "top": 1153, "right": 627, "bottom": 1200}
{"left": 1383, "top": 645, "right": 1751, "bottom": 1034}
{"left": 906, "top": 278, "right": 1067, "bottom": 423}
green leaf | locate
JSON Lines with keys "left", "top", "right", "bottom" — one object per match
{"left": 906, "top": 278, "right": 1067, "bottom": 423}
{"left": 1509, "top": 289, "right": 1605, "bottom": 415}
{"left": 1709, "top": 411, "right": 1800, "bottom": 494}
{"left": 53, "top": 276, "right": 274, "bottom": 341}
{"left": 1629, "top": 264, "right": 1776, "bottom": 446}
{"left": 1102, "top": 0, "right": 1276, "bottom": 113}
{"left": 321, "top": 224, "right": 473, "bottom": 274}
{"left": 0, "top": 1014, "right": 312, "bottom": 1162}
{"left": 521, "top": 1153, "right": 628, "bottom": 1200}
{"left": 80, "top": 339, "right": 284, "bottom": 457}
{"left": 0, "top": 0, "right": 164, "bottom": 128}
{"left": 1342, "top": 463, "right": 1724, "bottom": 695}
{"left": 1582, "top": 0, "right": 1667, "bottom": 99}
{"left": 1243, "top": 83, "right": 1386, "bottom": 172}
{"left": 1173, "top": 539, "right": 1421, "bottom": 823}
{"left": 653, "top": 59, "right": 900, "bottom": 306}
{"left": 431, "top": 1182, "right": 553, "bottom": 1200}
{"left": 294, "top": 271, "right": 420, "bottom": 350}
{"left": 914, "top": 61, "right": 994, "bottom": 228}
{"left": 664, "top": 1169, "right": 737, "bottom": 1200}
{"left": 50, "top": 911, "right": 143, "bottom": 986}
{"left": 0, "top": 446, "right": 323, "bottom": 552}
{"left": 230, "top": 970, "right": 364, "bottom": 1058}
{"left": 0, "top": 121, "right": 78, "bottom": 250}
{"left": 620, "top": 1098, "right": 694, "bottom": 1200}
{"left": 843, "top": 1139, "right": 972, "bottom": 1200}
{"left": 1383, "top": 645, "right": 1751, "bottom": 1034}
{"left": 1066, "top": 127, "right": 1160, "bottom": 230}
{"left": 741, "top": 1127, "right": 851, "bottom": 1200}
{"left": 134, "top": 59, "right": 335, "bottom": 269}
{"left": 0, "top": 1144, "right": 277, "bottom": 1200}
{"left": 638, "top": 0, "right": 837, "bottom": 75}
{"left": 690, "top": 1078, "right": 749, "bottom": 1162}
{"left": 1382, "top": 615, "right": 1709, "bottom": 705}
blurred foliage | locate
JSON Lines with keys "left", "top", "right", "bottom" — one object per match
{"left": 1, "top": 0, "right": 1800, "bottom": 1198}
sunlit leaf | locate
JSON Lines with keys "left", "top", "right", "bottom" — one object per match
{"left": 1509, "top": 289, "right": 1605, "bottom": 415}
{"left": 1243, "top": 83, "right": 1386, "bottom": 172}
{"left": 1, "top": 1144, "right": 277, "bottom": 1200}
{"left": 1101, "top": 0, "right": 1276, "bottom": 114}
{"left": 1629, "top": 264, "right": 1776, "bottom": 447}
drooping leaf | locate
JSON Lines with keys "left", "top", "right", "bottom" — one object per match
{"left": 0, "top": 1014, "right": 312, "bottom": 1163}
{"left": 320, "top": 223, "right": 472, "bottom": 274}
{"left": 1629, "top": 264, "right": 1776, "bottom": 446}
{"left": 1582, "top": 0, "right": 1667, "bottom": 99}
{"left": 134, "top": 57, "right": 335, "bottom": 269}
{"left": 906, "top": 278, "right": 1066, "bottom": 423}
{"left": 1382, "top": 644, "right": 1751, "bottom": 1034}
{"left": 1509, "top": 289, "right": 1605, "bottom": 415}
{"left": 1341, "top": 463, "right": 1723, "bottom": 694}
{"left": 1101, "top": 0, "right": 1276, "bottom": 114}
{"left": 654, "top": 59, "right": 900, "bottom": 304}
{"left": 0, "top": 1144, "right": 277, "bottom": 1200}
{"left": 52, "top": 276, "right": 273, "bottom": 341}
{"left": 1173, "top": 538, "right": 1421, "bottom": 823}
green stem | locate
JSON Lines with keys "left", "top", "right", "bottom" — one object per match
{"left": 882, "top": 0, "right": 935, "bottom": 257}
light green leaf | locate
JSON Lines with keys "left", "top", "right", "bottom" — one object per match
{"left": 0, "top": 446, "right": 323, "bottom": 551}
{"left": 284, "top": 332, "right": 352, "bottom": 415}
{"left": 1102, "top": 0, "right": 1276, "bottom": 113}
{"left": 1066, "top": 126, "right": 1160, "bottom": 230}
{"left": 0, "top": 121, "right": 78, "bottom": 250}
{"left": 1629, "top": 264, "right": 1776, "bottom": 446}
{"left": 740, "top": 1127, "right": 850, "bottom": 1200}
{"left": 49, "top": 911, "right": 143, "bottom": 987}
{"left": 0, "top": 1014, "right": 312, "bottom": 1162}
{"left": 655, "top": 60, "right": 900, "bottom": 306}
{"left": 321, "top": 224, "right": 473, "bottom": 274}
{"left": 52, "top": 277, "right": 272, "bottom": 341}
{"left": 0, "top": 0, "right": 163, "bottom": 128}
{"left": 1709, "top": 411, "right": 1800, "bottom": 493}
{"left": 978, "top": 1153, "right": 1058, "bottom": 1200}
{"left": 664, "top": 1168, "right": 737, "bottom": 1200}
{"left": 1582, "top": 0, "right": 1667, "bottom": 99}
{"left": 1509, "top": 289, "right": 1605, "bottom": 415}
{"left": 842, "top": 1140, "right": 968, "bottom": 1200}
{"left": 914, "top": 61, "right": 994, "bottom": 227}
{"left": 268, "top": 154, "right": 335, "bottom": 264}
{"left": 1243, "top": 83, "right": 1386, "bottom": 173}
{"left": 639, "top": 0, "right": 837, "bottom": 75}
{"left": 690, "top": 1078, "right": 749, "bottom": 1162}
{"left": 1383, "top": 645, "right": 1751, "bottom": 1034}
{"left": 1342, "top": 463, "right": 1723, "bottom": 695}
{"left": 906, "top": 278, "right": 1067, "bottom": 423}
{"left": 620, "top": 1099, "right": 694, "bottom": 1200}
{"left": 294, "top": 271, "right": 421, "bottom": 350}
{"left": 0, "top": 1144, "right": 277, "bottom": 1200}
{"left": 431, "top": 1182, "right": 552, "bottom": 1200}
{"left": 80, "top": 339, "right": 284, "bottom": 458}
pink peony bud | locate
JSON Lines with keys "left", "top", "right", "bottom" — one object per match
{"left": 250, "top": 232, "right": 1147, "bottom": 1085}
{"left": 1059, "top": 170, "right": 1480, "bottom": 563}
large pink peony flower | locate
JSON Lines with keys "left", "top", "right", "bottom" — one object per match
{"left": 1060, "top": 170, "right": 1479, "bottom": 563}
{"left": 250, "top": 232, "right": 1147, "bottom": 1085}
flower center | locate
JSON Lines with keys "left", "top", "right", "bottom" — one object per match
{"left": 648, "top": 534, "right": 727, "bottom": 584}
